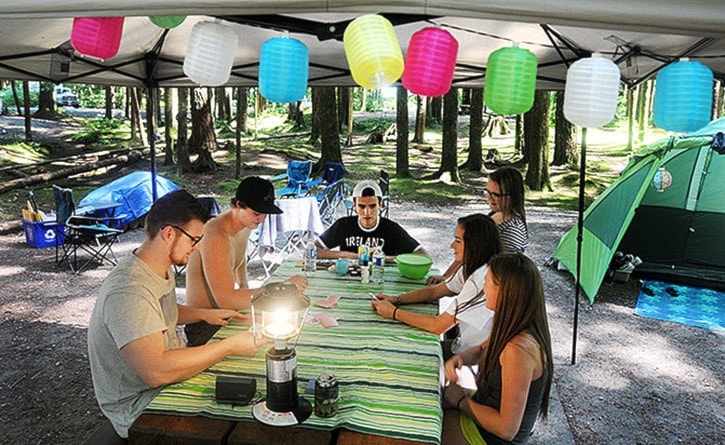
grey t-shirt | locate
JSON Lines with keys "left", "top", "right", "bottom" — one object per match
{"left": 87, "top": 253, "right": 184, "bottom": 438}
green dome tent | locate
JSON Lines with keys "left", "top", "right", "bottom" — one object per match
{"left": 554, "top": 118, "right": 725, "bottom": 303}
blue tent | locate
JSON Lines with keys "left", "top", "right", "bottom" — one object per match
{"left": 79, "top": 171, "right": 179, "bottom": 228}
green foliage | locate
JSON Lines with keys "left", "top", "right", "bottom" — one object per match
{"left": 1, "top": 87, "right": 39, "bottom": 110}
{"left": 68, "top": 118, "right": 124, "bottom": 145}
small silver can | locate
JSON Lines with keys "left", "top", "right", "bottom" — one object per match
{"left": 314, "top": 374, "right": 339, "bottom": 418}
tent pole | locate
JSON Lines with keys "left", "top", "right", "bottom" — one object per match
{"left": 571, "top": 127, "right": 587, "bottom": 365}
{"left": 146, "top": 86, "right": 158, "bottom": 201}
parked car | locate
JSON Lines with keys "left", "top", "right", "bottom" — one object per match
{"left": 55, "top": 87, "right": 80, "bottom": 108}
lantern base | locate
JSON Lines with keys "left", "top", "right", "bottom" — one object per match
{"left": 252, "top": 398, "right": 312, "bottom": 427}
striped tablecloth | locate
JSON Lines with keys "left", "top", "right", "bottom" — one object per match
{"left": 146, "top": 260, "right": 443, "bottom": 444}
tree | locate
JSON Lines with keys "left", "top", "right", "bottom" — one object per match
{"left": 412, "top": 95, "right": 427, "bottom": 143}
{"left": 176, "top": 88, "right": 192, "bottom": 175}
{"left": 337, "top": 87, "right": 350, "bottom": 132}
{"left": 287, "top": 101, "right": 304, "bottom": 128}
{"left": 189, "top": 87, "right": 218, "bottom": 172}
{"left": 462, "top": 88, "right": 484, "bottom": 171}
{"left": 34, "top": 82, "right": 55, "bottom": 118}
{"left": 428, "top": 87, "right": 459, "bottom": 182}
{"left": 308, "top": 87, "right": 321, "bottom": 146}
{"left": 105, "top": 86, "right": 113, "bottom": 119}
{"left": 636, "top": 81, "right": 649, "bottom": 142}
{"left": 215, "top": 87, "right": 231, "bottom": 122}
{"left": 235, "top": 87, "right": 248, "bottom": 134}
{"left": 427, "top": 96, "right": 443, "bottom": 125}
{"left": 315, "top": 87, "right": 342, "bottom": 171}
{"left": 524, "top": 90, "right": 551, "bottom": 191}
{"left": 395, "top": 86, "right": 411, "bottom": 178}
{"left": 552, "top": 91, "right": 578, "bottom": 167}
{"left": 163, "top": 88, "right": 176, "bottom": 166}
{"left": 129, "top": 87, "right": 147, "bottom": 145}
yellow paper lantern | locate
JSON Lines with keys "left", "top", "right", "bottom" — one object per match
{"left": 343, "top": 15, "right": 403, "bottom": 89}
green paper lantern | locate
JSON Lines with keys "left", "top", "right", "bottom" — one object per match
{"left": 149, "top": 16, "right": 187, "bottom": 29}
{"left": 484, "top": 45, "right": 538, "bottom": 115}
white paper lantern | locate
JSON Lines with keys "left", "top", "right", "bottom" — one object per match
{"left": 183, "top": 21, "right": 238, "bottom": 86}
{"left": 564, "top": 53, "right": 621, "bottom": 128}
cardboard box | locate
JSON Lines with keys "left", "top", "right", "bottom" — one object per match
{"left": 22, "top": 218, "right": 64, "bottom": 248}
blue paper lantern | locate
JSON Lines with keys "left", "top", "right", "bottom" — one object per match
{"left": 653, "top": 59, "right": 713, "bottom": 133}
{"left": 259, "top": 36, "right": 309, "bottom": 103}
{"left": 652, "top": 167, "right": 673, "bottom": 192}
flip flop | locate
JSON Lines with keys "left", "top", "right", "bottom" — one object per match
{"left": 666, "top": 286, "right": 679, "bottom": 297}
{"left": 642, "top": 286, "right": 655, "bottom": 296}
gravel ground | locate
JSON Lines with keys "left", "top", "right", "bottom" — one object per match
{"left": 1, "top": 197, "right": 722, "bottom": 444}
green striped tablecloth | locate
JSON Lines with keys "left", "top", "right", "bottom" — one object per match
{"left": 146, "top": 260, "right": 443, "bottom": 444}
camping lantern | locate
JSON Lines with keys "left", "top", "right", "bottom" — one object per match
{"left": 653, "top": 58, "right": 713, "bottom": 133}
{"left": 183, "top": 20, "right": 238, "bottom": 87}
{"left": 149, "top": 16, "right": 186, "bottom": 29}
{"left": 652, "top": 167, "right": 673, "bottom": 192}
{"left": 564, "top": 53, "right": 621, "bottom": 128}
{"left": 484, "top": 44, "right": 538, "bottom": 115}
{"left": 70, "top": 17, "right": 125, "bottom": 60}
{"left": 343, "top": 14, "right": 404, "bottom": 89}
{"left": 259, "top": 34, "right": 309, "bottom": 103}
{"left": 402, "top": 27, "right": 458, "bottom": 97}
{"left": 251, "top": 282, "right": 312, "bottom": 426}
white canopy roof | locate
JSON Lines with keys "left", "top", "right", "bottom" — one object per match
{"left": 1, "top": 1, "right": 723, "bottom": 88}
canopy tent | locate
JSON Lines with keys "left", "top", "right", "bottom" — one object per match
{"left": 554, "top": 118, "right": 725, "bottom": 303}
{"left": 0, "top": 1, "right": 724, "bottom": 89}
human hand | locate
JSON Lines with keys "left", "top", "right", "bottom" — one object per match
{"left": 443, "top": 382, "right": 466, "bottom": 409}
{"left": 371, "top": 298, "right": 395, "bottom": 318}
{"left": 203, "top": 309, "right": 250, "bottom": 327}
{"left": 230, "top": 330, "right": 267, "bottom": 356}
{"left": 444, "top": 355, "right": 464, "bottom": 383}
{"left": 286, "top": 274, "right": 308, "bottom": 292}
{"left": 426, "top": 275, "right": 445, "bottom": 286}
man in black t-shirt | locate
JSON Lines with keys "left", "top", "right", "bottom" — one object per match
{"left": 315, "top": 180, "right": 429, "bottom": 260}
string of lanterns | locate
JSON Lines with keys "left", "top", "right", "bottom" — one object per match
{"left": 68, "top": 13, "right": 715, "bottom": 135}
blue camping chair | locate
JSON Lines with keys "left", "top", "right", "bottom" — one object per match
{"left": 308, "top": 162, "right": 346, "bottom": 191}
{"left": 318, "top": 178, "right": 349, "bottom": 225}
{"left": 271, "top": 160, "right": 314, "bottom": 198}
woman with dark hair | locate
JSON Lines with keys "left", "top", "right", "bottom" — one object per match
{"left": 442, "top": 253, "right": 553, "bottom": 445}
{"left": 372, "top": 214, "right": 503, "bottom": 358}
{"left": 428, "top": 167, "right": 528, "bottom": 286}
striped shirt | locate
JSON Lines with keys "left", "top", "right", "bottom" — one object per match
{"left": 499, "top": 216, "right": 528, "bottom": 253}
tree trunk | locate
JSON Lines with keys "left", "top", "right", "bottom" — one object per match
{"left": 34, "top": 82, "right": 55, "bottom": 118}
{"left": 636, "top": 81, "right": 649, "bottom": 142}
{"left": 23, "top": 81, "right": 31, "bottom": 142}
{"left": 428, "top": 96, "right": 443, "bottom": 125}
{"left": 176, "top": 87, "right": 193, "bottom": 175}
{"left": 345, "top": 88, "right": 354, "bottom": 147}
{"left": 309, "top": 87, "right": 321, "bottom": 145}
{"left": 189, "top": 88, "right": 218, "bottom": 172}
{"left": 396, "top": 86, "right": 411, "bottom": 178}
{"left": 11, "top": 81, "right": 22, "bottom": 114}
{"left": 287, "top": 101, "right": 304, "bottom": 129}
{"left": 236, "top": 87, "right": 248, "bottom": 134}
{"left": 515, "top": 115, "right": 524, "bottom": 158}
{"left": 359, "top": 88, "right": 367, "bottom": 112}
{"left": 524, "top": 91, "right": 551, "bottom": 191}
{"left": 627, "top": 87, "right": 635, "bottom": 152}
{"left": 412, "top": 95, "right": 427, "bottom": 143}
{"left": 215, "top": 87, "right": 230, "bottom": 122}
{"left": 316, "top": 87, "right": 342, "bottom": 170}
{"left": 129, "top": 87, "right": 147, "bottom": 145}
{"left": 105, "top": 86, "right": 113, "bottom": 119}
{"left": 552, "top": 91, "right": 578, "bottom": 167}
{"left": 163, "top": 88, "right": 176, "bottom": 166}
{"left": 429, "top": 88, "right": 459, "bottom": 181}
{"left": 463, "top": 88, "right": 484, "bottom": 171}
{"left": 337, "top": 87, "right": 350, "bottom": 132}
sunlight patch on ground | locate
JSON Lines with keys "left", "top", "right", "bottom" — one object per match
{"left": 0, "top": 265, "right": 25, "bottom": 277}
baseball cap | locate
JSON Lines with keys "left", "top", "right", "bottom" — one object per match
{"left": 352, "top": 180, "right": 382, "bottom": 198}
{"left": 235, "top": 177, "right": 283, "bottom": 214}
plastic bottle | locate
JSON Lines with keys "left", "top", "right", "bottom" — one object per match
{"left": 360, "top": 261, "right": 370, "bottom": 284}
{"left": 372, "top": 245, "right": 385, "bottom": 284}
{"left": 304, "top": 239, "right": 317, "bottom": 275}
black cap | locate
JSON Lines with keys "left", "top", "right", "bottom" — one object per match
{"left": 235, "top": 177, "right": 283, "bottom": 214}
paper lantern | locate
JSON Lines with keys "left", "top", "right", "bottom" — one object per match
{"left": 71, "top": 17, "right": 124, "bottom": 60}
{"left": 343, "top": 15, "right": 403, "bottom": 89}
{"left": 402, "top": 27, "right": 458, "bottom": 97}
{"left": 563, "top": 53, "right": 621, "bottom": 128}
{"left": 652, "top": 167, "right": 673, "bottom": 192}
{"left": 183, "top": 21, "right": 238, "bottom": 87}
{"left": 259, "top": 36, "right": 309, "bottom": 103}
{"left": 653, "top": 58, "right": 713, "bottom": 133}
{"left": 484, "top": 45, "right": 538, "bottom": 115}
{"left": 149, "top": 16, "right": 186, "bottom": 29}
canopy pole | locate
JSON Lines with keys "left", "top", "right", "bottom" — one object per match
{"left": 146, "top": 86, "right": 158, "bottom": 201}
{"left": 571, "top": 127, "right": 587, "bottom": 365}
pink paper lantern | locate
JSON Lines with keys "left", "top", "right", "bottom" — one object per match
{"left": 71, "top": 17, "right": 125, "bottom": 60}
{"left": 402, "top": 27, "right": 458, "bottom": 97}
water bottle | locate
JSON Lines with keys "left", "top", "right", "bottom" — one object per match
{"left": 304, "top": 239, "right": 317, "bottom": 275}
{"left": 372, "top": 245, "right": 385, "bottom": 284}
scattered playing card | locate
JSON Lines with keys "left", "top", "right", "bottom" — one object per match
{"left": 313, "top": 312, "right": 340, "bottom": 328}
{"left": 314, "top": 295, "right": 341, "bottom": 308}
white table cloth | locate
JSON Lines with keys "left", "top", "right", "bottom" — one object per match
{"left": 258, "top": 196, "right": 324, "bottom": 251}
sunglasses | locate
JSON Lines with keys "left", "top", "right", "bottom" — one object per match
{"left": 484, "top": 188, "right": 510, "bottom": 199}
{"left": 167, "top": 225, "right": 203, "bottom": 247}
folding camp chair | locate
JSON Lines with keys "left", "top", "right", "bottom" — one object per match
{"left": 308, "top": 162, "right": 346, "bottom": 192}
{"left": 270, "top": 160, "right": 314, "bottom": 198}
{"left": 317, "top": 178, "right": 348, "bottom": 226}
{"left": 53, "top": 185, "right": 124, "bottom": 274}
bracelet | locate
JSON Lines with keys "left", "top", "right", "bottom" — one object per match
{"left": 457, "top": 396, "right": 466, "bottom": 410}
{"left": 392, "top": 307, "right": 399, "bottom": 320}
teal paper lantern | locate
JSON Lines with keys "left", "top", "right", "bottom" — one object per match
{"left": 652, "top": 167, "right": 673, "bottom": 192}
{"left": 259, "top": 36, "right": 309, "bottom": 103}
{"left": 484, "top": 45, "right": 538, "bottom": 115}
{"left": 149, "top": 16, "right": 186, "bottom": 29}
{"left": 653, "top": 58, "right": 713, "bottom": 133}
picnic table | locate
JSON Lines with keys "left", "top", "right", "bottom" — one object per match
{"left": 129, "top": 259, "right": 444, "bottom": 444}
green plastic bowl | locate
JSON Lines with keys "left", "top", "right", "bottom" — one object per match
{"left": 395, "top": 254, "right": 433, "bottom": 279}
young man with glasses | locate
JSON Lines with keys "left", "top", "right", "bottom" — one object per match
{"left": 88, "top": 190, "right": 265, "bottom": 441}
{"left": 184, "top": 176, "right": 308, "bottom": 345}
